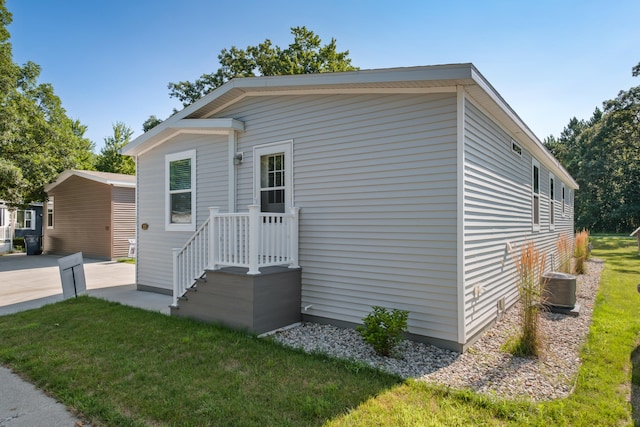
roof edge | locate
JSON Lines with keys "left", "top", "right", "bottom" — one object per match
{"left": 45, "top": 170, "right": 136, "bottom": 192}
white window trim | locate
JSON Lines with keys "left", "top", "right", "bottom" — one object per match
{"left": 511, "top": 139, "right": 522, "bottom": 157}
{"left": 532, "top": 159, "right": 540, "bottom": 232}
{"left": 549, "top": 173, "right": 555, "bottom": 231}
{"left": 46, "top": 197, "right": 54, "bottom": 229}
{"left": 561, "top": 183, "right": 566, "bottom": 218}
{"left": 16, "top": 209, "right": 36, "bottom": 230}
{"left": 165, "top": 149, "right": 197, "bottom": 232}
{"left": 253, "top": 140, "right": 293, "bottom": 209}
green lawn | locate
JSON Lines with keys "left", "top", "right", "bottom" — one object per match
{"left": 0, "top": 236, "right": 639, "bottom": 426}
{"left": 326, "top": 236, "right": 640, "bottom": 426}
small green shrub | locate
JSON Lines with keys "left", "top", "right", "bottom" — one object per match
{"left": 357, "top": 306, "right": 409, "bottom": 357}
{"left": 12, "top": 237, "right": 24, "bottom": 252}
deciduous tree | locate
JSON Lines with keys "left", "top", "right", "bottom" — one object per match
{"left": 168, "top": 26, "right": 358, "bottom": 106}
{"left": 142, "top": 115, "right": 163, "bottom": 132}
{"left": 0, "top": 0, "right": 95, "bottom": 205}
{"left": 95, "top": 122, "right": 135, "bottom": 175}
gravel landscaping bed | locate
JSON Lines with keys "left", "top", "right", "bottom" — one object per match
{"left": 272, "top": 258, "right": 603, "bottom": 401}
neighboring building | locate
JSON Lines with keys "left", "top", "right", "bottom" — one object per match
{"left": 0, "top": 201, "right": 44, "bottom": 253}
{"left": 13, "top": 203, "right": 43, "bottom": 240}
{"left": 122, "top": 64, "right": 578, "bottom": 351}
{"left": 43, "top": 170, "right": 136, "bottom": 260}
{"left": 0, "top": 201, "right": 12, "bottom": 253}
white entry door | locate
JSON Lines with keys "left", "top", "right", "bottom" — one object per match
{"left": 254, "top": 141, "right": 293, "bottom": 213}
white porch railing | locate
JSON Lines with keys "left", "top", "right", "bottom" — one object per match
{"left": 172, "top": 205, "right": 299, "bottom": 307}
{"left": 0, "top": 226, "right": 10, "bottom": 242}
{"left": 172, "top": 217, "right": 211, "bottom": 307}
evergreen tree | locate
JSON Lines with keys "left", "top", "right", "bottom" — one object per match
{"left": 544, "top": 62, "right": 640, "bottom": 232}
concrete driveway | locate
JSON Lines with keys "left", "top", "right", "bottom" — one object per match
{"left": 0, "top": 253, "right": 171, "bottom": 315}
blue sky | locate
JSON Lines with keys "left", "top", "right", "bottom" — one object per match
{"left": 6, "top": 0, "right": 639, "bottom": 151}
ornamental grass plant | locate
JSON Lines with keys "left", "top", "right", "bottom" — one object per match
{"left": 508, "top": 240, "right": 546, "bottom": 357}
{"left": 556, "top": 232, "right": 572, "bottom": 273}
{"left": 574, "top": 229, "right": 590, "bottom": 274}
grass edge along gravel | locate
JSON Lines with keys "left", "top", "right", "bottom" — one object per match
{"left": 0, "top": 236, "right": 638, "bottom": 426}
{"left": 326, "top": 235, "right": 640, "bottom": 426}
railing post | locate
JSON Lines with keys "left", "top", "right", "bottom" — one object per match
{"left": 248, "top": 204, "right": 261, "bottom": 275}
{"left": 209, "top": 207, "right": 220, "bottom": 270}
{"left": 171, "top": 247, "right": 180, "bottom": 307}
{"left": 288, "top": 207, "right": 300, "bottom": 269}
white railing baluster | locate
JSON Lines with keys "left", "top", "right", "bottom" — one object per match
{"left": 289, "top": 207, "right": 300, "bottom": 268}
{"left": 248, "top": 205, "right": 260, "bottom": 274}
{"left": 172, "top": 247, "right": 179, "bottom": 307}
{"left": 209, "top": 207, "right": 218, "bottom": 270}
{"left": 172, "top": 205, "right": 300, "bottom": 304}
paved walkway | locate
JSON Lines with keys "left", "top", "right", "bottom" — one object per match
{"left": 0, "top": 253, "right": 172, "bottom": 426}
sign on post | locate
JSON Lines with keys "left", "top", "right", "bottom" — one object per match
{"left": 128, "top": 239, "right": 136, "bottom": 258}
{"left": 58, "top": 252, "right": 87, "bottom": 299}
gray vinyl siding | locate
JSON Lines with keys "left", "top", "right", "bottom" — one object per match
{"left": 136, "top": 133, "right": 229, "bottom": 291}
{"left": 463, "top": 99, "right": 574, "bottom": 341}
{"left": 219, "top": 93, "right": 460, "bottom": 342}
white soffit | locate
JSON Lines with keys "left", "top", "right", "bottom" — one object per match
{"left": 123, "top": 118, "right": 245, "bottom": 156}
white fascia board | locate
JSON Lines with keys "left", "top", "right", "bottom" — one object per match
{"left": 105, "top": 180, "right": 136, "bottom": 188}
{"left": 123, "top": 118, "right": 245, "bottom": 157}
{"left": 230, "top": 64, "right": 474, "bottom": 89}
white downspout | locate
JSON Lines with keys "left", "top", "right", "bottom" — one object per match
{"left": 228, "top": 131, "right": 237, "bottom": 213}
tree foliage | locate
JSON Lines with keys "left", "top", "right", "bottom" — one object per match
{"left": 168, "top": 26, "right": 358, "bottom": 106}
{"left": 0, "top": 0, "right": 95, "bottom": 205}
{"left": 95, "top": 122, "right": 135, "bottom": 175}
{"left": 544, "top": 63, "right": 640, "bottom": 232}
{"left": 142, "top": 115, "right": 163, "bottom": 132}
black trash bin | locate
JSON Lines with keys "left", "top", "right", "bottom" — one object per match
{"left": 24, "top": 235, "right": 41, "bottom": 256}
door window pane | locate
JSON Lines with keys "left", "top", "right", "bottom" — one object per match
{"left": 260, "top": 153, "right": 285, "bottom": 213}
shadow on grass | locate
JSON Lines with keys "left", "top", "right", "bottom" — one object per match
{"left": 592, "top": 236, "right": 636, "bottom": 249}
{"left": 632, "top": 345, "right": 640, "bottom": 426}
{"left": 0, "top": 297, "right": 402, "bottom": 426}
